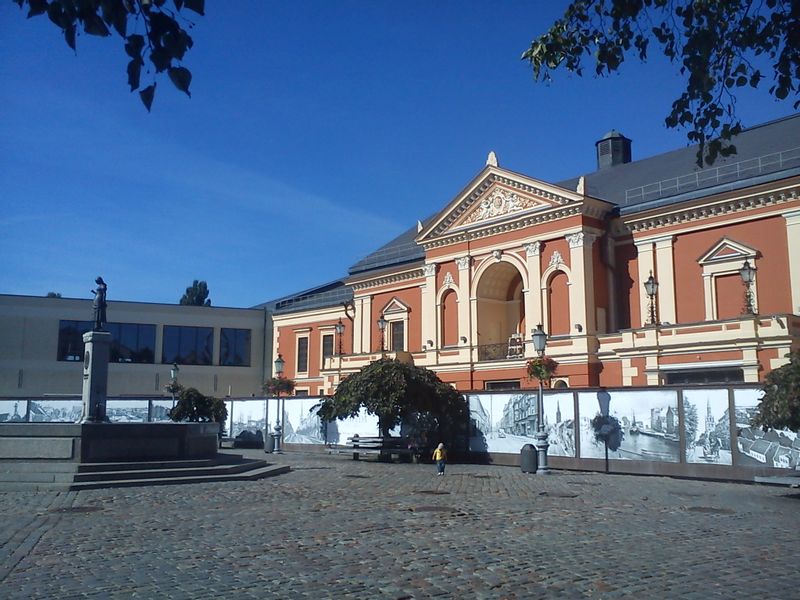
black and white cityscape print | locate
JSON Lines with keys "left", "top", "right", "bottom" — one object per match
{"left": 578, "top": 390, "right": 680, "bottom": 462}
{"left": 683, "top": 389, "right": 732, "bottom": 465}
{"left": 734, "top": 389, "right": 799, "bottom": 469}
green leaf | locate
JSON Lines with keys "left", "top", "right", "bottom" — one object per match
{"left": 64, "top": 22, "right": 76, "bottom": 51}
{"left": 184, "top": 0, "right": 205, "bottom": 16}
{"left": 27, "top": 0, "right": 48, "bottom": 18}
{"left": 126, "top": 58, "right": 141, "bottom": 91}
{"left": 83, "top": 12, "right": 110, "bottom": 37}
{"left": 168, "top": 66, "right": 192, "bottom": 97}
{"left": 124, "top": 34, "right": 144, "bottom": 59}
{"left": 139, "top": 83, "right": 155, "bottom": 111}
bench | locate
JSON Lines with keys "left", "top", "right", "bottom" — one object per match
{"left": 346, "top": 436, "right": 419, "bottom": 462}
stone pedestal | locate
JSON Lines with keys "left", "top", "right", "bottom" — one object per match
{"left": 81, "top": 330, "right": 111, "bottom": 423}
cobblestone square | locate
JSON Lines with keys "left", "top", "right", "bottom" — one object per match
{"left": 1, "top": 451, "right": 797, "bottom": 599}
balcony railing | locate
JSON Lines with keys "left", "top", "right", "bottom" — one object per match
{"left": 477, "top": 342, "right": 525, "bottom": 362}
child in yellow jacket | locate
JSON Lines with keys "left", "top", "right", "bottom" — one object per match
{"left": 432, "top": 443, "right": 447, "bottom": 475}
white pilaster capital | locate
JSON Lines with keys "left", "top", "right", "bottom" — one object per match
{"left": 565, "top": 232, "right": 584, "bottom": 249}
{"left": 524, "top": 241, "right": 542, "bottom": 257}
{"left": 456, "top": 256, "right": 471, "bottom": 271}
{"left": 422, "top": 263, "right": 437, "bottom": 277}
{"left": 783, "top": 209, "right": 800, "bottom": 225}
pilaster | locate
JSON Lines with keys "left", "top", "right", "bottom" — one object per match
{"left": 653, "top": 235, "right": 676, "bottom": 324}
{"left": 566, "top": 232, "right": 596, "bottom": 333}
{"left": 524, "top": 242, "right": 542, "bottom": 330}
{"left": 634, "top": 240, "right": 655, "bottom": 327}
{"left": 456, "top": 257, "right": 472, "bottom": 345}
{"left": 784, "top": 210, "right": 800, "bottom": 314}
{"left": 421, "top": 263, "right": 437, "bottom": 348}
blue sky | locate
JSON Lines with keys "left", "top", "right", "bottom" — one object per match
{"left": 0, "top": 1, "right": 794, "bottom": 308}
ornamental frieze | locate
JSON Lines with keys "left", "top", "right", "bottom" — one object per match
{"left": 460, "top": 188, "right": 546, "bottom": 226}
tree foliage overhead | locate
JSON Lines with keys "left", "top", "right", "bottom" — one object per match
{"left": 523, "top": 0, "right": 800, "bottom": 165}
{"left": 13, "top": 0, "right": 204, "bottom": 111}
{"left": 751, "top": 351, "right": 800, "bottom": 432}
{"left": 316, "top": 358, "right": 468, "bottom": 439}
{"left": 179, "top": 279, "right": 210, "bottom": 306}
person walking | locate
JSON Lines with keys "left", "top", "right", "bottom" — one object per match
{"left": 432, "top": 443, "right": 447, "bottom": 476}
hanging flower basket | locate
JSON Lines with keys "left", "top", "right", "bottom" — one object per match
{"left": 526, "top": 356, "right": 558, "bottom": 383}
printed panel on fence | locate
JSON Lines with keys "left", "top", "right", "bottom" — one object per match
{"left": 0, "top": 399, "right": 28, "bottom": 422}
{"left": 734, "top": 389, "right": 798, "bottom": 469}
{"left": 106, "top": 399, "right": 149, "bottom": 423}
{"left": 468, "top": 392, "right": 575, "bottom": 456}
{"left": 28, "top": 399, "right": 83, "bottom": 422}
{"left": 579, "top": 390, "right": 680, "bottom": 462}
{"left": 683, "top": 389, "right": 732, "bottom": 465}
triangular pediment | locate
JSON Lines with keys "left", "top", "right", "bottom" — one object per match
{"left": 381, "top": 297, "right": 410, "bottom": 315}
{"left": 416, "top": 165, "right": 586, "bottom": 244}
{"left": 698, "top": 237, "right": 757, "bottom": 264}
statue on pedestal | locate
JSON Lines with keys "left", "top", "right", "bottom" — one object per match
{"left": 92, "top": 277, "right": 107, "bottom": 331}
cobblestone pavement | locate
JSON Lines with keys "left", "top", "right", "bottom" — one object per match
{"left": 1, "top": 451, "right": 797, "bottom": 599}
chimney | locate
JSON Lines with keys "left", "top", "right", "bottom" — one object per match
{"left": 595, "top": 130, "right": 632, "bottom": 169}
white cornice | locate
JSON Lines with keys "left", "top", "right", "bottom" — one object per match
{"left": 350, "top": 267, "right": 425, "bottom": 291}
{"left": 619, "top": 183, "right": 800, "bottom": 235}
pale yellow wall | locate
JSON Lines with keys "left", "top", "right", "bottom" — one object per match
{"left": 0, "top": 295, "right": 266, "bottom": 398}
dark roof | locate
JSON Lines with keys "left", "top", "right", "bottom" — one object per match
{"left": 263, "top": 115, "right": 800, "bottom": 311}
{"left": 254, "top": 279, "right": 353, "bottom": 315}
{"left": 558, "top": 113, "right": 800, "bottom": 214}
{"left": 348, "top": 214, "right": 436, "bottom": 276}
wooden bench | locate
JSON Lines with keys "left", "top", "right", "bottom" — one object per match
{"left": 346, "top": 435, "right": 418, "bottom": 462}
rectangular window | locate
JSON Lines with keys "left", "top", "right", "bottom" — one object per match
{"left": 162, "top": 326, "right": 213, "bottom": 365}
{"left": 57, "top": 320, "right": 92, "bottom": 361}
{"left": 322, "top": 334, "right": 334, "bottom": 361}
{"left": 390, "top": 321, "right": 405, "bottom": 352}
{"left": 220, "top": 328, "right": 251, "bottom": 366}
{"left": 297, "top": 337, "right": 309, "bottom": 372}
{"left": 58, "top": 321, "right": 155, "bottom": 363}
{"left": 106, "top": 323, "right": 156, "bottom": 363}
{"left": 485, "top": 380, "right": 521, "bottom": 391}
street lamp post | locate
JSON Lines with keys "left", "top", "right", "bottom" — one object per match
{"left": 272, "top": 354, "right": 285, "bottom": 453}
{"left": 739, "top": 259, "right": 757, "bottom": 314}
{"left": 644, "top": 271, "right": 659, "bottom": 326}
{"left": 531, "top": 324, "right": 550, "bottom": 474}
{"left": 377, "top": 314, "right": 387, "bottom": 352}
{"left": 169, "top": 363, "right": 179, "bottom": 408}
{"left": 335, "top": 318, "right": 345, "bottom": 355}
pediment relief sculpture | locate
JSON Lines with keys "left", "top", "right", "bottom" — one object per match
{"left": 459, "top": 187, "right": 547, "bottom": 227}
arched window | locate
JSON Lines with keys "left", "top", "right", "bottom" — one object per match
{"left": 441, "top": 289, "right": 459, "bottom": 347}
{"left": 547, "top": 271, "right": 570, "bottom": 336}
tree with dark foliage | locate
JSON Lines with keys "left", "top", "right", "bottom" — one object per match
{"left": 12, "top": 0, "right": 204, "bottom": 111}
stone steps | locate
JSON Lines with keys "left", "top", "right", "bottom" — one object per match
{"left": 0, "top": 455, "right": 289, "bottom": 491}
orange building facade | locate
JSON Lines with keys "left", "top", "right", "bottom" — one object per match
{"left": 268, "top": 117, "right": 800, "bottom": 396}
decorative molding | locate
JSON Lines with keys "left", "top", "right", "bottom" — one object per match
{"left": 422, "top": 204, "right": 585, "bottom": 251}
{"left": 455, "top": 256, "right": 471, "bottom": 270}
{"left": 350, "top": 268, "right": 425, "bottom": 291}
{"left": 548, "top": 251, "right": 564, "bottom": 268}
{"left": 620, "top": 185, "right": 800, "bottom": 234}
{"left": 492, "top": 249, "right": 502, "bottom": 261}
{"left": 422, "top": 263, "right": 437, "bottom": 277}
{"left": 423, "top": 173, "right": 579, "bottom": 240}
{"left": 698, "top": 237, "right": 757, "bottom": 265}
{"left": 524, "top": 241, "right": 541, "bottom": 257}
{"left": 566, "top": 232, "right": 584, "bottom": 249}
{"left": 461, "top": 188, "right": 545, "bottom": 226}
{"left": 442, "top": 272, "right": 455, "bottom": 287}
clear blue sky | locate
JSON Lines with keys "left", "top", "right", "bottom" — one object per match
{"left": 0, "top": 2, "right": 793, "bottom": 308}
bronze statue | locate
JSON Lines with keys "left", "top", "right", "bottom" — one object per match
{"left": 92, "top": 276, "right": 107, "bottom": 330}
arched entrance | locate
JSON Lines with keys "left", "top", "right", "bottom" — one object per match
{"left": 475, "top": 262, "right": 525, "bottom": 360}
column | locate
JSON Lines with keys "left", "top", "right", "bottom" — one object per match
{"left": 420, "top": 263, "right": 437, "bottom": 349}
{"left": 81, "top": 330, "right": 112, "bottom": 423}
{"left": 566, "top": 231, "right": 596, "bottom": 333}
{"left": 352, "top": 295, "right": 372, "bottom": 354}
{"left": 634, "top": 239, "right": 655, "bottom": 328}
{"left": 785, "top": 210, "right": 800, "bottom": 314}
{"left": 653, "top": 235, "right": 676, "bottom": 324}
